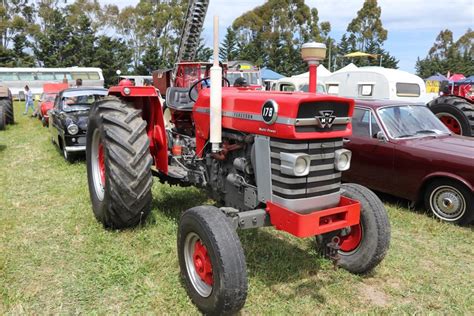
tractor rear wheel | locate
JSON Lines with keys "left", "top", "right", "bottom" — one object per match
{"left": 178, "top": 206, "right": 248, "bottom": 315}
{"left": 0, "top": 99, "right": 14, "bottom": 125}
{"left": 0, "top": 104, "right": 5, "bottom": 130}
{"left": 86, "top": 96, "right": 153, "bottom": 229}
{"left": 428, "top": 96, "right": 474, "bottom": 136}
{"left": 315, "top": 183, "right": 390, "bottom": 274}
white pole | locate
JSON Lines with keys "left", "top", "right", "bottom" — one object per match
{"left": 210, "top": 16, "right": 222, "bottom": 152}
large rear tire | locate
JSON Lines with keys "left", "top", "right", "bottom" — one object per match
{"left": 86, "top": 96, "right": 153, "bottom": 229}
{"left": 315, "top": 183, "right": 390, "bottom": 274}
{"left": 0, "top": 99, "right": 14, "bottom": 125}
{"left": 0, "top": 104, "right": 6, "bottom": 130}
{"left": 178, "top": 206, "right": 248, "bottom": 315}
{"left": 428, "top": 96, "right": 474, "bottom": 136}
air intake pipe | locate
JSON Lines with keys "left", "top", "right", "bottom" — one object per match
{"left": 210, "top": 16, "right": 222, "bottom": 152}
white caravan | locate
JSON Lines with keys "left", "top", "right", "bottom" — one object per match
{"left": 324, "top": 66, "right": 429, "bottom": 103}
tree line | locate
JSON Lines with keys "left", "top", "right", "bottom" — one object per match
{"left": 0, "top": 0, "right": 472, "bottom": 85}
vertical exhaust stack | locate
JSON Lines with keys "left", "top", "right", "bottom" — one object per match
{"left": 301, "top": 42, "right": 327, "bottom": 93}
{"left": 210, "top": 16, "right": 222, "bottom": 153}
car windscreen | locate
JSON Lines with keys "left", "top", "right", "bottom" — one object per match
{"left": 378, "top": 105, "right": 450, "bottom": 138}
{"left": 61, "top": 92, "right": 106, "bottom": 111}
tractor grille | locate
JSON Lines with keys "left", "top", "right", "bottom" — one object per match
{"left": 295, "top": 101, "right": 350, "bottom": 132}
{"left": 270, "top": 138, "right": 342, "bottom": 199}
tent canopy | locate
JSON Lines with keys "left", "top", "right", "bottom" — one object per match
{"left": 261, "top": 68, "right": 284, "bottom": 80}
{"left": 425, "top": 73, "right": 448, "bottom": 81}
{"left": 292, "top": 64, "right": 332, "bottom": 78}
{"left": 455, "top": 75, "right": 474, "bottom": 85}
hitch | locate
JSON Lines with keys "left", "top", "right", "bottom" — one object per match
{"left": 326, "top": 236, "right": 341, "bottom": 270}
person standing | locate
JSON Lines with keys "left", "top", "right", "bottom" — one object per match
{"left": 23, "top": 85, "right": 35, "bottom": 115}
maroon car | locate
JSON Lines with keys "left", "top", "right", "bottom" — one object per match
{"left": 343, "top": 100, "right": 474, "bottom": 225}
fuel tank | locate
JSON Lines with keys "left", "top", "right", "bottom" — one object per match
{"left": 193, "top": 87, "right": 355, "bottom": 141}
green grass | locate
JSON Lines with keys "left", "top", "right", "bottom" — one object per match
{"left": 1, "top": 102, "right": 473, "bottom": 314}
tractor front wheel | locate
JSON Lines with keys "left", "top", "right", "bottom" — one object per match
{"left": 315, "top": 183, "right": 390, "bottom": 274}
{"left": 86, "top": 97, "right": 153, "bottom": 229}
{"left": 178, "top": 206, "right": 248, "bottom": 315}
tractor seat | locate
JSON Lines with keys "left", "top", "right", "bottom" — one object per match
{"left": 166, "top": 87, "right": 195, "bottom": 111}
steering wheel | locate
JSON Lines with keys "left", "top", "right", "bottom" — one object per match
{"left": 188, "top": 77, "right": 231, "bottom": 102}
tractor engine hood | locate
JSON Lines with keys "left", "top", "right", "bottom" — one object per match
{"left": 193, "top": 87, "right": 355, "bottom": 141}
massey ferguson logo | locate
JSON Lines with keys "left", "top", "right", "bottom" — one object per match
{"left": 316, "top": 110, "right": 336, "bottom": 128}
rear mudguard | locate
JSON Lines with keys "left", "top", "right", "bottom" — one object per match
{"left": 109, "top": 86, "right": 168, "bottom": 174}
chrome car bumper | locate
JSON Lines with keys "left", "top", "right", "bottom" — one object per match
{"left": 65, "top": 146, "right": 86, "bottom": 152}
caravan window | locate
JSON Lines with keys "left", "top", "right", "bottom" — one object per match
{"left": 396, "top": 83, "right": 420, "bottom": 97}
{"left": 359, "top": 84, "right": 373, "bottom": 97}
{"left": 327, "top": 84, "right": 339, "bottom": 95}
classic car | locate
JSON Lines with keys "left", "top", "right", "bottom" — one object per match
{"left": 49, "top": 87, "right": 108, "bottom": 162}
{"left": 39, "top": 83, "right": 69, "bottom": 126}
{"left": 343, "top": 100, "right": 474, "bottom": 225}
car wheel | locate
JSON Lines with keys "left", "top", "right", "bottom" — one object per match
{"left": 424, "top": 179, "right": 473, "bottom": 225}
{"left": 62, "top": 143, "right": 75, "bottom": 163}
{"left": 178, "top": 206, "right": 248, "bottom": 315}
{"left": 86, "top": 96, "right": 153, "bottom": 229}
{"left": 315, "top": 183, "right": 391, "bottom": 274}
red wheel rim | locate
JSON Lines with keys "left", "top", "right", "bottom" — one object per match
{"left": 439, "top": 115, "right": 462, "bottom": 135}
{"left": 339, "top": 224, "right": 362, "bottom": 252}
{"left": 193, "top": 241, "right": 213, "bottom": 286}
{"left": 98, "top": 142, "right": 105, "bottom": 185}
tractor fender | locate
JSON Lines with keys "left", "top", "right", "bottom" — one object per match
{"left": 108, "top": 86, "right": 168, "bottom": 174}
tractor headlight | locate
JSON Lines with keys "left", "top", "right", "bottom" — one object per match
{"left": 334, "top": 149, "right": 352, "bottom": 171}
{"left": 67, "top": 123, "right": 79, "bottom": 135}
{"left": 280, "top": 153, "right": 311, "bottom": 177}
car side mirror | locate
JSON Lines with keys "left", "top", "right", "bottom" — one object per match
{"left": 376, "top": 131, "right": 387, "bottom": 143}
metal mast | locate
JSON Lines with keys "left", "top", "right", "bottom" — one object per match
{"left": 175, "top": 0, "right": 210, "bottom": 63}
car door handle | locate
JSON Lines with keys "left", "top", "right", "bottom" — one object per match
{"left": 343, "top": 138, "right": 351, "bottom": 144}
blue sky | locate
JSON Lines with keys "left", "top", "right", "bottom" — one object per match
{"left": 101, "top": 0, "right": 474, "bottom": 73}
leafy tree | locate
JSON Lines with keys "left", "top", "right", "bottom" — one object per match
{"left": 219, "top": 27, "right": 238, "bottom": 61}
{"left": 338, "top": 0, "right": 397, "bottom": 69}
{"left": 232, "top": 0, "right": 329, "bottom": 76}
{"left": 32, "top": 6, "right": 76, "bottom": 67}
{"left": 347, "top": 0, "right": 387, "bottom": 51}
{"left": 416, "top": 28, "right": 473, "bottom": 77}
{"left": 0, "top": 0, "right": 36, "bottom": 66}
{"left": 93, "top": 36, "right": 132, "bottom": 86}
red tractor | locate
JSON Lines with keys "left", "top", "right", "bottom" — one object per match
{"left": 85, "top": 8, "right": 390, "bottom": 315}
{"left": 428, "top": 77, "right": 474, "bottom": 136}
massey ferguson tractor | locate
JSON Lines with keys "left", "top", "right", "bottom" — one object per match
{"left": 428, "top": 77, "right": 474, "bottom": 137}
{"left": 85, "top": 2, "right": 390, "bottom": 314}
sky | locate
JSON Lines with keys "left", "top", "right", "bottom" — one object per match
{"left": 99, "top": 0, "right": 474, "bottom": 73}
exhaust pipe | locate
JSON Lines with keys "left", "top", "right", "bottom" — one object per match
{"left": 210, "top": 16, "right": 222, "bottom": 153}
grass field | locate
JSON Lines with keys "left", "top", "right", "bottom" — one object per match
{"left": 1, "top": 102, "right": 473, "bottom": 314}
